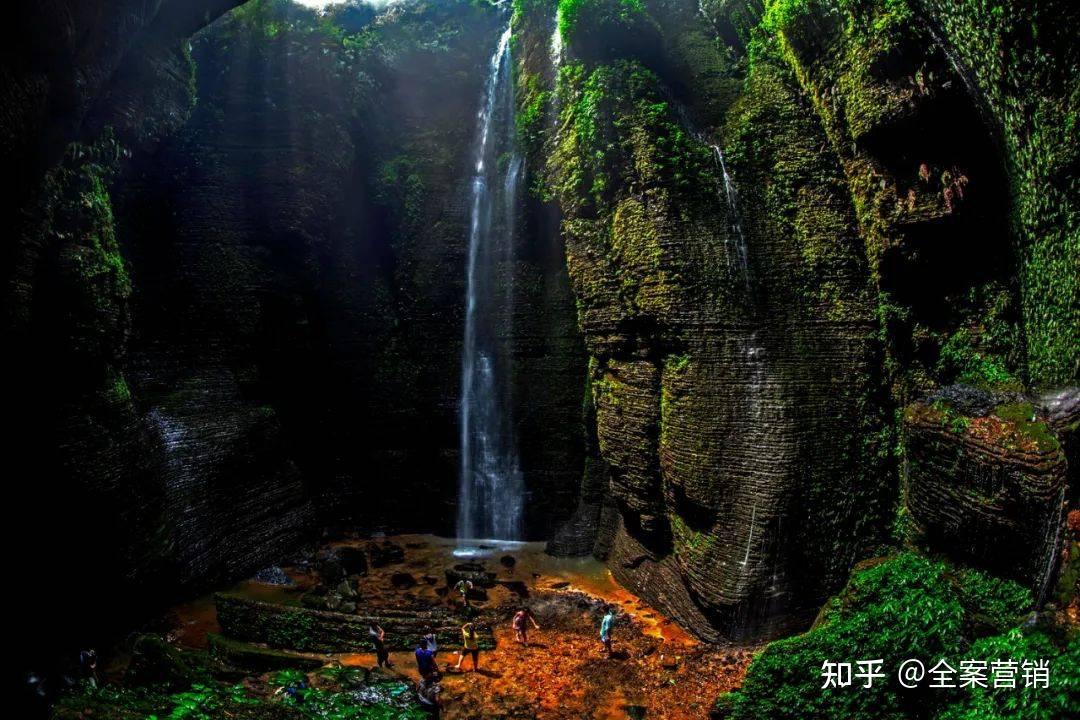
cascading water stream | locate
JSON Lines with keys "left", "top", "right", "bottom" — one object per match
{"left": 711, "top": 144, "right": 751, "bottom": 288}
{"left": 550, "top": 7, "right": 563, "bottom": 68}
{"left": 458, "top": 25, "right": 525, "bottom": 545}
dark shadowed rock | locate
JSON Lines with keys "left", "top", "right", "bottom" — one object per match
{"left": 125, "top": 635, "right": 198, "bottom": 690}
{"left": 368, "top": 541, "right": 406, "bottom": 568}
{"left": 336, "top": 546, "right": 368, "bottom": 576}
{"left": 390, "top": 573, "right": 417, "bottom": 589}
{"left": 317, "top": 548, "right": 346, "bottom": 584}
{"left": 903, "top": 399, "right": 1068, "bottom": 587}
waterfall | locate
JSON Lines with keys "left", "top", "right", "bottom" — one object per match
{"left": 551, "top": 7, "right": 563, "bottom": 68}
{"left": 458, "top": 25, "right": 525, "bottom": 543}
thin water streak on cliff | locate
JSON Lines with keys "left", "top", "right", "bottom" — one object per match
{"left": 711, "top": 144, "right": 751, "bottom": 288}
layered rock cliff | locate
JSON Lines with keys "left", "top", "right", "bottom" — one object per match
{"left": 514, "top": 0, "right": 1077, "bottom": 642}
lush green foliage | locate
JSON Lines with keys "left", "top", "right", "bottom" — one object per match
{"left": 558, "top": 0, "right": 645, "bottom": 40}
{"left": 725, "top": 553, "right": 1034, "bottom": 719}
{"left": 937, "top": 630, "right": 1080, "bottom": 720}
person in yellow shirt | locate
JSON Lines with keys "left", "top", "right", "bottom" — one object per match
{"left": 454, "top": 622, "right": 480, "bottom": 672}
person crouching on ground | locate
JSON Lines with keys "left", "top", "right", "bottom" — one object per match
{"left": 512, "top": 607, "right": 540, "bottom": 646}
{"left": 454, "top": 622, "right": 480, "bottom": 672}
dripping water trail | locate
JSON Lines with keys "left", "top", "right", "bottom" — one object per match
{"left": 458, "top": 25, "right": 525, "bottom": 544}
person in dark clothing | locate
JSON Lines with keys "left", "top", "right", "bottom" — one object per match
{"left": 369, "top": 622, "right": 392, "bottom": 668}
{"left": 78, "top": 649, "right": 98, "bottom": 688}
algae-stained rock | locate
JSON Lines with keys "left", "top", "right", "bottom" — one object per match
{"left": 903, "top": 397, "right": 1069, "bottom": 586}
{"left": 214, "top": 593, "right": 493, "bottom": 652}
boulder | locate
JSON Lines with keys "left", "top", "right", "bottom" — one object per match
{"left": 316, "top": 548, "right": 346, "bottom": 584}
{"left": 368, "top": 541, "right": 405, "bottom": 568}
{"left": 125, "top": 634, "right": 199, "bottom": 690}
{"left": 253, "top": 566, "right": 293, "bottom": 586}
{"left": 903, "top": 397, "right": 1069, "bottom": 587}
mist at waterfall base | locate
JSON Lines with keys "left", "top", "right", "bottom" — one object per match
{"left": 457, "top": 25, "right": 526, "bottom": 552}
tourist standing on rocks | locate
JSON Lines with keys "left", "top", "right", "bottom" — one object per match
{"left": 369, "top": 622, "right": 391, "bottom": 668}
{"left": 512, "top": 607, "right": 540, "bottom": 646}
{"left": 454, "top": 622, "right": 480, "bottom": 672}
{"left": 415, "top": 637, "right": 438, "bottom": 679}
{"left": 600, "top": 608, "right": 616, "bottom": 655}
{"left": 454, "top": 578, "right": 474, "bottom": 608}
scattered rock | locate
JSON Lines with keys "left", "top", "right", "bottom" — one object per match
{"left": 421, "top": 575, "right": 439, "bottom": 585}
{"left": 252, "top": 566, "right": 293, "bottom": 586}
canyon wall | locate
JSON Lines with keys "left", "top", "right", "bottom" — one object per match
{"left": 516, "top": 0, "right": 1078, "bottom": 641}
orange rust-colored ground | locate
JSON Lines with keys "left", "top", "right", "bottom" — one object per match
{"left": 169, "top": 535, "right": 752, "bottom": 719}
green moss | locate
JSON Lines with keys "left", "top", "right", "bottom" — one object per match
{"left": 919, "top": 0, "right": 1079, "bottom": 387}
{"left": 993, "top": 402, "right": 1061, "bottom": 453}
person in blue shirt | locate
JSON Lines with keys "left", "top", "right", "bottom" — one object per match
{"left": 600, "top": 607, "right": 616, "bottom": 655}
{"left": 415, "top": 637, "right": 438, "bottom": 679}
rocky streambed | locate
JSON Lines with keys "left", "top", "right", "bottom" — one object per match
{"left": 54, "top": 535, "right": 753, "bottom": 719}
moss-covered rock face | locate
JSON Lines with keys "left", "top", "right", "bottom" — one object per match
{"left": 517, "top": 0, "right": 1077, "bottom": 643}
